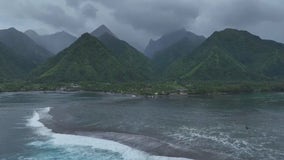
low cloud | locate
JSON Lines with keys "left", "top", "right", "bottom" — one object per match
{"left": 0, "top": 0, "right": 284, "bottom": 51}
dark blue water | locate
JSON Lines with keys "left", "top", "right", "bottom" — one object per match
{"left": 0, "top": 91, "right": 283, "bottom": 160}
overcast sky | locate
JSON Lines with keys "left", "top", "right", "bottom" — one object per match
{"left": 0, "top": 0, "right": 284, "bottom": 51}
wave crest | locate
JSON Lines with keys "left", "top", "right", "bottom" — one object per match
{"left": 26, "top": 107, "right": 192, "bottom": 160}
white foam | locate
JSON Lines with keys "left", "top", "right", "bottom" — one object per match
{"left": 27, "top": 107, "right": 51, "bottom": 127}
{"left": 27, "top": 107, "right": 193, "bottom": 160}
{"left": 169, "top": 126, "right": 253, "bottom": 157}
{"left": 27, "top": 107, "right": 52, "bottom": 136}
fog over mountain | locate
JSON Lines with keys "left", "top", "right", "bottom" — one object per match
{"left": 91, "top": 25, "right": 116, "bottom": 38}
{"left": 145, "top": 28, "right": 206, "bottom": 58}
{"left": 0, "top": 0, "right": 284, "bottom": 51}
{"left": 25, "top": 30, "right": 77, "bottom": 54}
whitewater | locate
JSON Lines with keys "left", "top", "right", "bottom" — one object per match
{"left": 26, "top": 107, "right": 192, "bottom": 160}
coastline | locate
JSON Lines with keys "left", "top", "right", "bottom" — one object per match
{"left": 3, "top": 89, "right": 282, "bottom": 160}
{"left": 1, "top": 81, "right": 284, "bottom": 96}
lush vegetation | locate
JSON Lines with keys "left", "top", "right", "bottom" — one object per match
{"left": 0, "top": 42, "right": 26, "bottom": 80}
{"left": 1, "top": 80, "right": 284, "bottom": 96}
{"left": 97, "top": 33, "right": 154, "bottom": 81}
{"left": 31, "top": 33, "right": 125, "bottom": 82}
{"left": 0, "top": 28, "right": 52, "bottom": 72}
{"left": 31, "top": 33, "right": 154, "bottom": 83}
{"left": 2, "top": 28, "right": 284, "bottom": 95}
{"left": 166, "top": 29, "right": 284, "bottom": 81}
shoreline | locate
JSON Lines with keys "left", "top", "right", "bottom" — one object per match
{"left": 15, "top": 89, "right": 284, "bottom": 160}
{"left": 1, "top": 85, "right": 284, "bottom": 97}
{"left": 1, "top": 87, "right": 284, "bottom": 96}
{"left": 1, "top": 80, "right": 284, "bottom": 97}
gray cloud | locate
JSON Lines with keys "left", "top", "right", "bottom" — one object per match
{"left": 95, "top": 0, "right": 200, "bottom": 35}
{"left": 84, "top": 0, "right": 284, "bottom": 49}
{"left": 65, "top": 0, "right": 82, "bottom": 8}
{"left": 31, "top": 4, "right": 84, "bottom": 30}
{"left": 209, "top": 0, "right": 284, "bottom": 27}
{"left": 0, "top": 0, "right": 284, "bottom": 51}
{"left": 81, "top": 3, "right": 97, "bottom": 18}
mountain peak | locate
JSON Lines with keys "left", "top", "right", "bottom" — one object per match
{"left": 24, "top": 29, "right": 77, "bottom": 54}
{"left": 7, "top": 27, "right": 17, "bottom": 31}
{"left": 57, "top": 31, "right": 67, "bottom": 34}
{"left": 31, "top": 31, "right": 129, "bottom": 83}
{"left": 57, "top": 30, "right": 72, "bottom": 35}
{"left": 25, "top": 29, "right": 38, "bottom": 34}
{"left": 25, "top": 29, "right": 39, "bottom": 38}
{"left": 72, "top": 33, "right": 101, "bottom": 46}
{"left": 53, "top": 31, "right": 75, "bottom": 38}
{"left": 3, "top": 27, "right": 20, "bottom": 34}
{"left": 0, "top": 27, "right": 52, "bottom": 72}
{"left": 166, "top": 28, "right": 284, "bottom": 81}
{"left": 161, "top": 28, "right": 189, "bottom": 38}
{"left": 211, "top": 28, "right": 261, "bottom": 41}
{"left": 173, "top": 28, "right": 187, "bottom": 33}
{"left": 145, "top": 28, "right": 206, "bottom": 58}
{"left": 91, "top": 24, "right": 116, "bottom": 38}
{"left": 218, "top": 28, "right": 250, "bottom": 35}
{"left": 80, "top": 33, "right": 92, "bottom": 39}
{"left": 98, "top": 24, "right": 108, "bottom": 30}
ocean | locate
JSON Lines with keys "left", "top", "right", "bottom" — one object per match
{"left": 0, "top": 91, "right": 283, "bottom": 160}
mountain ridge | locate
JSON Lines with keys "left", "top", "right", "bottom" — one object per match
{"left": 0, "top": 42, "right": 27, "bottom": 81}
{"left": 91, "top": 25, "right": 154, "bottom": 81}
{"left": 166, "top": 28, "right": 284, "bottom": 81}
{"left": 25, "top": 30, "right": 77, "bottom": 54}
{"left": 31, "top": 33, "right": 129, "bottom": 82}
{"left": 91, "top": 25, "right": 116, "bottom": 38}
{"left": 145, "top": 28, "right": 206, "bottom": 58}
{"left": 0, "top": 28, "right": 52, "bottom": 72}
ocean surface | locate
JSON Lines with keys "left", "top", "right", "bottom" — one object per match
{"left": 0, "top": 91, "right": 283, "bottom": 160}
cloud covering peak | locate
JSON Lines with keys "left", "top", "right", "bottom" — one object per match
{"left": 0, "top": 0, "right": 283, "bottom": 51}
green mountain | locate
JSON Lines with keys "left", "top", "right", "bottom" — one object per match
{"left": 152, "top": 36, "right": 204, "bottom": 72}
{"left": 96, "top": 33, "right": 153, "bottom": 81}
{"left": 180, "top": 47, "right": 252, "bottom": 81}
{"left": 166, "top": 28, "right": 284, "bottom": 81}
{"left": 91, "top": 25, "right": 154, "bottom": 81}
{"left": 0, "top": 28, "right": 52, "bottom": 71}
{"left": 0, "top": 42, "right": 27, "bottom": 81}
{"left": 32, "top": 33, "right": 152, "bottom": 83}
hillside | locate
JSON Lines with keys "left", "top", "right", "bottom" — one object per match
{"left": 96, "top": 33, "right": 154, "bottom": 81}
{"left": 0, "top": 42, "right": 27, "bottom": 81}
{"left": 167, "top": 28, "right": 284, "bottom": 81}
{"left": 152, "top": 36, "right": 204, "bottom": 72}
{"left": 0, "top": 28, "right": 52, "bottom": 71}
{"left": 32, "top": 33, "right": 148, "bottom": 83}
{"left": 91, "top": 25, "right": 154, "bottom": 81}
